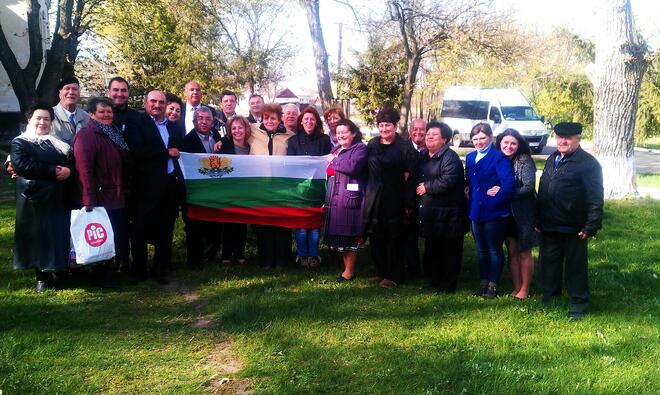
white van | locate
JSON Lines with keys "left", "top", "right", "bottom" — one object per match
{"left": 439, "top": 87, "right": 548, "bottom": 153}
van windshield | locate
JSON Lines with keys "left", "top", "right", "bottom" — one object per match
{"left": 441, "top": 100, "right": 489, "bottom": 119}
{"left": 501, "top": 106, "right": 540, "bottom": 121}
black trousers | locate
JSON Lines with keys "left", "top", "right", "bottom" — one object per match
{"left": 370, "top": 224, "right": 405, "bottom": 284}
{"left": 184, "top": 218, "right": 222, "bottom": 267}
{"left": 222, "top": 223, "right": 247, "bottom": 261}
{"left": 423, "top": 235, "right": 464, "bottom": 292}
{"left": 254, "top": 225, "right": 291, "bottom": 268}
{"left": 131, "top": 175, "right": 180, "bottom": 276}
{"left": 538, "top": 231, "right": 589, "bottom": 313}
{"left": 205, "top": 223, "right": 223, "bottom": 260}
{"left": 403, "top": 216, "right": 421, "bottom": 276}
{"left": 107, "top": 208, "right": 129, "bottom": 266}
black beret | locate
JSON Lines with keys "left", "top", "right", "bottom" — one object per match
{"left": 57, "top": 76, "right": 80, "bottom": 91}
{"left": 554, "top": 122, "right": 582, "bottom": 136}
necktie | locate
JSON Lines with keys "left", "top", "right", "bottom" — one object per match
{"left": 69, "top": 113, "right": 77, "bottom": 131}
{"left": 554, "top": 155, "right": 561, "bottom": 170}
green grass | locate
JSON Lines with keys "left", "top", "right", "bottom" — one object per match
{"left": 638, "top": 173, "right": 660, "bottom": 189}
{"left": 1, "top": 181, "right": 659, "bottom": 393}
{"left": 637, "top": 137, "right": 660, "bottom": 150}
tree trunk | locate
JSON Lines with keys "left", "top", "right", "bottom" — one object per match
{"left": 0, "top": 0, "right": 45, "bottom": 113}
{"left": 589, "top": 0, "right": 650, "bottom": 199}
{"left": 301, "top": 0, "right": 334, "bottom": 109}
{"left": 0, "top": 0, "right": 83, "bottom": 114}
{"left": 399, "top": 52, "right": 421, "bottom": 138}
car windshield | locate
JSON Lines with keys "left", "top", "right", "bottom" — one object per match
{"left": 441, "top": 100, "right": 489, "bottom": 120}
{"left": 501, "top": 106, "right": 540, "bottom": 121}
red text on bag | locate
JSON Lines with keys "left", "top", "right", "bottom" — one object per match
{"left": 84, "top": 223, "right": 107, "bottom": 247}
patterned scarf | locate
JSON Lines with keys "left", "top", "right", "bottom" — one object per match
{"left": 96, "top": 120, "right": 129, "bottom": 151}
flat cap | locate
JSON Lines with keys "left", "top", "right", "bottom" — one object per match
{"left": 554, "top": 122, "right": 582, "bottom": 136}
{"left": 57, "top": 76, "right": 80, "bottom": 91}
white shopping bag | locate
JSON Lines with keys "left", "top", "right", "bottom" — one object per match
{"left": 70, "top": 207, "right": 116, "bottom": 264}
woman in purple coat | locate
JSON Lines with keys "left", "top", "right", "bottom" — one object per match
{"left": 325, "top": 119, "right": 367, "bottom": 282}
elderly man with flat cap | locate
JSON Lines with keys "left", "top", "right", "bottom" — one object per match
{"left": 52, "top": 76, "right": 90, "bottom": 145}
{"left": 536, "top": 122, "right": 603, "bottom": 320}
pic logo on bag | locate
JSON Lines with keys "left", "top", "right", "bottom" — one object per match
{"left": 84, "top": 223, "right": 107, "bottom": 247}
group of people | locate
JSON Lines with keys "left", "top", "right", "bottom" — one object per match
{"left": 7, "top": 76, "right": 604, "bottom": 320}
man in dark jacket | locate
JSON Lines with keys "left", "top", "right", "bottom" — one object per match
{"left": 180, "top": 81, "right": 218, "bottom": 135}
{"left": 107, "top": 76, "right": 141, "bottom": 136}
{"left": 537, "top": 122, "right": 603, "bottom": 320}
{"left": 180, "top": 106, "right": 223, "bottom": 268}
{"left": 126, "top": 90, "right": 184, "bottom": 284}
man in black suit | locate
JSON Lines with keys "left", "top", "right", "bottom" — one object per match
{"left": 180, "top": 80, "right": 217, "bottom": 135}
{"left": 180, "top": 106, "right": 223, "bottom": 268}
{"left": 126, "top": 90, "right": 184, "bottom": 284}
{"left": 404, "top": 118, "right": 427, "bottom": 278}
{"left": 409, "top": 118, "right": 427, "bottom": 153}
{"left": 217, "top": 90, "right": 238, "bottom": 133}
{"left": 247, "top": 94, "right": 264, "bottom": 124}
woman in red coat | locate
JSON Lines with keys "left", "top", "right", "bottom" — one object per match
{"left": 73, "top": 97, "right": 132, "bottom": 284}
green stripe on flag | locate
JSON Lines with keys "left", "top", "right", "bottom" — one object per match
{"left": 185, "top": 177, "right": 326, "bottom": 209}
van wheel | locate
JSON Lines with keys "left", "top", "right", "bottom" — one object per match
{"left": 451, "top": 132, "right": 462, "bottom": 148}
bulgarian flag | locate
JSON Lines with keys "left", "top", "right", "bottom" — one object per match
{"left": 178, "top": 153, "right": 328, "bottom": 228}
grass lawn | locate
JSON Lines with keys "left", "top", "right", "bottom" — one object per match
{"left": 0, "top": 182, "right": 658, "bottom": 393}
{"left": 637, "top": 137, "right": 660, "bottom": 150}
{"left": 638, "top": 173, "right": 660, "bottom": 189}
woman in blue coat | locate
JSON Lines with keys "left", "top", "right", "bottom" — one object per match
{"left": 465, "top": 123, "right": 515, "bottom": 298}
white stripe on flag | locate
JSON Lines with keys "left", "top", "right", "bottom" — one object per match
{"left": 178, "top": 152, "right": 330, "bottom": 180}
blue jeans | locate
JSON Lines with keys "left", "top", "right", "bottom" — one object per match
{"left": 294, "top": 228, "right": 320, "bottom": 257}
{"left": 471, "top": 217, "right": 508, "bottom": 284}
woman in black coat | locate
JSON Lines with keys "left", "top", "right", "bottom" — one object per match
{"left": 496, "top": 129, "right": 538, "bottom": 299}
{"left": 218, "top": 115, "right": 252, "bottom": 264}
{"left": 287, "top": 106, "right": 332, "bottom": 268}
{"left": 363, "top": 106, "right": 417, "bottom": 288}
{"left": 416, "top": 122, "right": 469, "bottom": 293}
{"left": 10, "top": 103, "right": 74, "bottom": 293}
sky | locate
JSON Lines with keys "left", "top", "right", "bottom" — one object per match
{"left": 282, "top": 0, "right": 659, "bottom": 95}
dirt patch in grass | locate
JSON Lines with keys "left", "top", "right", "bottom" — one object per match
{"left": 164, "top": 275, "right": 201, "bottom": 302}
{"left": 163, "top": 276, "right": 250, "bottom": 392}
{"left": 207, "top": 376, "right": 252, "bottom": 395}
{"left": 192, "top": 316, "right": 217, "bottom": 329}
{"left": 205, "top": 339, "right": 251, "bottom": 394}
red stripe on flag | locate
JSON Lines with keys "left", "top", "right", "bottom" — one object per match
{"left": 187, "top": 206, "right": 324, "bottom": 229}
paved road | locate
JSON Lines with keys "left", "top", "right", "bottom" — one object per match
{"left": 454, "top": 138, "right": 659, "bottom": 174}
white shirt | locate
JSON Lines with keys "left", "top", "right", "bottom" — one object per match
{"left": 185, "top": 103, "right": 198, "bottom": 134}
{"left": 152, "top": 116, "right": 174, "bottom": 174}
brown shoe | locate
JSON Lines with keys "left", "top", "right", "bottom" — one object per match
{"left": 368, "top": 276, "right": 383, "bottom": 283}
{"left": 379, "top": 278, "right": 397, "bottom": 288}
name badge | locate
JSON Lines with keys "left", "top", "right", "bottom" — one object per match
{"left": 347, "top": 183, "right": 359, "bottom": 191}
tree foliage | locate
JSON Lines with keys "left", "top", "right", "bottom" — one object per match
{"left": 635, "top": 60, "right": 659, "bottom": 140}
{"left": 91, "top": 0, "right": 293, "bottom": 102}
{"left": 92, "top": 0, "right": 229, "bottom": 101}
{"left": 384, "top": 0, "right": 511, "bottom": 133}
{"left": 205, "top": 0, "right": 293, "bottom": 95}
{"left": 340, "top": 36, "right": 406, "bottom": 125}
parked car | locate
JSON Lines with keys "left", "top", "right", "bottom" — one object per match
{"left": 439, "top": 87, "right": 548, "bottom": 153}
